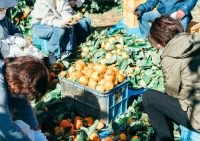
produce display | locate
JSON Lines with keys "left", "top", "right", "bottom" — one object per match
{"left": 27, "top": 29, "right": 183, "bottom": 141}
{"left": 78, "top": 29, "right": 165, "bottom": 92}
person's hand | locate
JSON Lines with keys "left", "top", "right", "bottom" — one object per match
{"left": 69, "top": 0, "right": 77, "bottom": 7}
{"left": 34, "top": 130, "right": 48, "bottom": 141}
{"left": 134, "top": 7, "right": 142, "bottom": 18}
{"left": 15, "top": 37, "right": 27, "bottom": 48}
{"left": 64, "top": 16, "right": 77, "bottom": 26}
{"left": 74, "top": 14, "right": 82, "bottom": 22}
{"left": 176, "top": 10, "right": 185, "bottom": 19}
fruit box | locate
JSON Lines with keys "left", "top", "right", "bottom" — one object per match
{"left": 187, "top": 21, "right": 200, "bottom": 34}
{"left": 58, "top": 75, "right": 130, "bottom": 125}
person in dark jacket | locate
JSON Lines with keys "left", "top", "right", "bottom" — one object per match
{"left": 134, "top": 0, "right": 197, "bottom": 37}
{"left": 143, "top": 14, "right": 200, "bottom": 141}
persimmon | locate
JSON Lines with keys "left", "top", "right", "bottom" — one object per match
{"left": 84, "top": 117, "right": 94, "bottom": 127}
{"left": 60, "top": 120, "right": 70, "bottom": 129}
{"left": 75, "top": 63, "right": 84, "bottom": 71}
{"left": 79, "top": 76, "right": 89, "bottom": 86}
{"left": 91, "top": 72, "right": 102, "bottom": 82}
{"left": 119, "top": 133, "right": 127, "bottom": 140}
{"left": 116, "top": 73, "right": 125, "bottom": 83}
{"left": 104, "top": 73, "right": 115, "bottom": 82}
{"left": 105, "top": 68, "right": 116, "bottom": 76}
{"left": 90, "top": 132, "right": 100, "bottom": 141}
{"left": 80, "top": 52, "right": 86, "bottom": 57}
{"left": 49, "top": 72, "right": 57, "bottom": 78}
{"left": 82, "top": 46, "right": 90, "bottom": 54}
{"left": 54, "top": 126, "right": 60, "bottom": 133}
{"left": 96, "top": 121, "right": 105, "bottom": 130}
{"left": 88, "top": 79, "right": 98, "bottom": 89}
{"left": 74, "top": 119, "right": 84, "bottom": 130}
{"left": 131, "top": 135, "right": 139, "bottom": 139}
{"left": 60, "top": 71, "right": 67, "bottom": 77}
{"left": 103, "top": 137, "right": 113, "bottom": 141}
{"left": 96, "top": 64, "right": 107, "bottom": 74}
{"left": 96, "top": 85, "right": 105, "bottom": 92}
{"left": 98, "top": 79, "right": 105, "bottom": 85}
{"left": 100, "top": 58, "right": 107, "bottom": 65}
{"left": 75, "top": 59, "right": 86, "bottom": 67}
{"left": 68, "top": 66, "right": 76, "bottom": 73}
{"left": 75, "top": 70, "right": 83, "bottom": 78}
{"left": 127, "top": 118, "right": 135, "bottom": 124}
{"left": 104, "top": 81, "right": 114, "bottom": 91}
{"left": 113, "top": 77, "right": 118, "bottom": 86}
{"left": 84, "top": 69, "right": 94, "bottom": 79}
{"left": 74, "top": 116, "right": 82, "bottom": 123}
{"left": 88, "top": 63, "right": 94, "bottom": 70}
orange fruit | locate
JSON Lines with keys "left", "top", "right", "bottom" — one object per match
{"left": 90, "top": 132, "right": 100, "bottom": 141}
{"left": 116, "top": 73, "right": 125, "bottom": 83}
{"left": 104, "top": 81, "right": 114, "bottom": 91}
{"left": 60, "top": 120, "right": 70, "bottom": 129}
{"left": 91, "top": 72, "right": 102, "bottom": 82}
{"left": 79, "top": 76, "right": 89, "bottom": 86}
{"left": 96, "top": 121, "right": 105, "bottom": 130}
{"left": 84, "top": 117, "right": 94, "bottom": 127}
{"left": 74, "top": 119, "right": 84, "bottom": 130}
{"left": 119, "top": 133, "right": 127, "bottom": 140}
{"left": 96, "top": 64, "right": 107, "bottom": 74}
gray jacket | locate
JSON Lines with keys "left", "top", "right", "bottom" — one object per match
{"left": 161, "top": 32, "right": 200, "bottom": 131}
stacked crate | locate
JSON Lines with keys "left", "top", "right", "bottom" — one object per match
{"left": 187, "top": 21, "right": 200, "bottom": 33}
{"left": 123, "top": 0, "right": 146, "bottom": 28}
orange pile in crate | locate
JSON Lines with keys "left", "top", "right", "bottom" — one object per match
{"left": 123, "top": 0, "right": 146, "bottom": 28}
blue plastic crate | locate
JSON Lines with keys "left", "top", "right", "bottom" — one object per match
{"left": 180, "top": 125, "right": 200, "bottom": 141}
{"left": 58, "top": 75, "right": 130, "bottom": 125}
{"left": 32, "top": 34, "right": 62, "bottom": 58}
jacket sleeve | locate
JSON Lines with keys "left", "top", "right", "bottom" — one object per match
{"left": 178, "top": 0, "right": 197, "bottom": 15}
{"left": 137, "top": 0, "right": 159, "bottom": 14}
{"left": 4, "top": 17, "right": 24, "bottom": 38}
{"left": 9, "top": 95, "right": 39, "bottom": 129}
{"left": 0, "top": 71, "right": 31, "bottom": 141}
{"left": 161, "top": 57, "right": 182, "bottom": 97}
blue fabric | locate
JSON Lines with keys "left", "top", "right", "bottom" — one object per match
{"left": 0, "top": 63, "right": 33, "bottom": 141}
{"left": 138, "top": 0, "right": 197, "bottom": 16}
{"left": 74, "top": 16, "right": 91, "bottom": 45}
{"left": 32, "top": 22, "right": 75, "bottom": 58}
{"left": 138, "top": 11, "right": 192, "bottom": 37}
{"left": 108, "top": 19, "right": 142, "bottom": 37}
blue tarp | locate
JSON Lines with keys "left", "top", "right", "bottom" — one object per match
{"left": 108, "top": 18, "right": 142, "bottom": 37}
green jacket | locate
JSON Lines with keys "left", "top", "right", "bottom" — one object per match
{"left": 161, "top": 32, "right": 200, "bottom": 131}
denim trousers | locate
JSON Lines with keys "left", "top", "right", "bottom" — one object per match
{"left": 32, "top": 22, "right": 76, "bottom": 58}
{"left": 142, "top": 89, "right": 196, "bottom": 141}
{"left": 138, "top": 11, "right": 192, "bottom": 37}
{"left": 74, "top": 16, "right": 91, "bottom": 45}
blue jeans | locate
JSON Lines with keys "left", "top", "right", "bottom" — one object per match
{"left": 32, "top": 23, "right": 76, "bottom": 58}
{"left": 74, "top": 17, "right": 91, "bottom": 45}
{"left": 138, "top": 11, "right": 192, "bottom": 37}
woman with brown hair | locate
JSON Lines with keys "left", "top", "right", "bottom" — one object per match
{"left": 142, "top": 14, "right": 200, "bottom": 141}
{"left": 0, "top": 56, "right": 49, "bottom": 140}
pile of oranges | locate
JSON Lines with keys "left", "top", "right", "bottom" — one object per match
{"left": 60, "top": 60, "right": 126, "bottom": 92}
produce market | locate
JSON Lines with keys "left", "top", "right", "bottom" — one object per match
{"left": 1, "top": 0, "right": 200, "bottom": 141}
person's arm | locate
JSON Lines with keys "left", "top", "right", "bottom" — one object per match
{"left": 137, "top": 0, "right": 159, "bottom": 14}
{"left": 178, "top": 0, "right": 197, "bottom": 16}
{"left": 161, "top": 57, "right": 182, "bottom": 96}
{"left": 9, "top": 95, "right": 39, "bottom": 130}
{"left": 3, "top": 17, "right": 24, "bottom": 38}
{"left": 0, "top": 70, "right": 31, "bottom": 141}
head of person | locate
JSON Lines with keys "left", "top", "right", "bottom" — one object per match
{"left": 0, "top": 0, "right": 18, "bottom": 20}
{"left": 3, "top": 56, "right": 49, "bottom": 102}
{"left": 148, "top": 14, "right": 184, "bottom": 50}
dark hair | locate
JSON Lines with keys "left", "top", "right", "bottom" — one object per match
{"left": 148, "top": 14, "right": 184, "bottom": 47}
{"left": 3, "top": 56, "right": 49, "bottom": 102}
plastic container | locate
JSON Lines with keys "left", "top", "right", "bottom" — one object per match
{"left": 32, "top": 34, "right": 49, "bottom": 55}
{"left": 180, "top": 125, "right": 200, "bottom": 141}
{"left": 187, "top": 21, "right": 200, "bottom": 34}
{"left": 123, "top": 0, "right": 146, "bottom": 10}
{"left": 58, "top": 75, "right": 130, "bottom": 125}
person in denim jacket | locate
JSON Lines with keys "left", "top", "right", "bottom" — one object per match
{"left": 0, "top": 56, "right": 49, "bottom": 141}
{"left": 134, "top": 0, "right": 197, "bottom": 37}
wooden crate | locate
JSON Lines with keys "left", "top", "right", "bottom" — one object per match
{"left": 187, "top": 21, "right": 200, "bottom": 33}
{"left": 123, "top": 8, "right": 138, "bottom": 28}
{"left": 123, "top": 0, "right": 146, "bottom": 10}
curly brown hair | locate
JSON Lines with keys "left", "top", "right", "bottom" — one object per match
{"left": 148, "top": 14, "right": 184, "bottom": 48}
{"left": 3, "top": 56, "right": 49, "bottom": 102}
